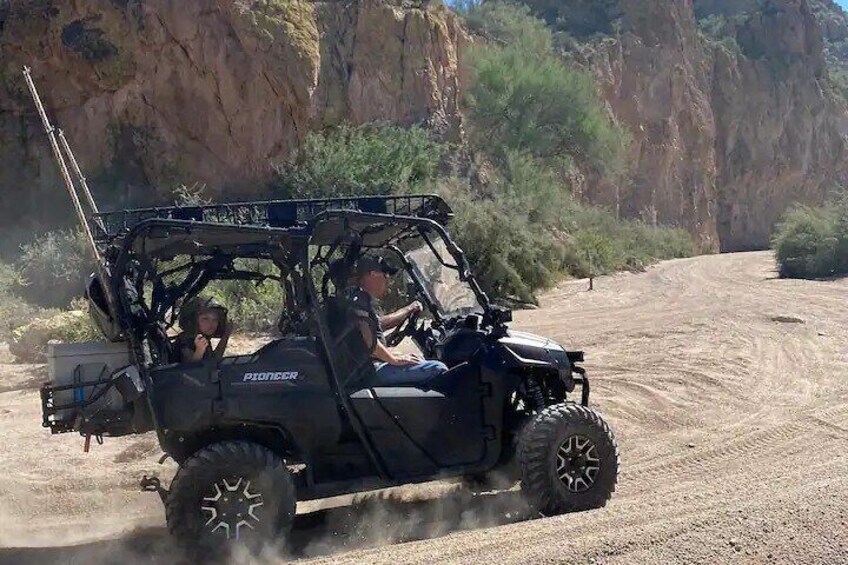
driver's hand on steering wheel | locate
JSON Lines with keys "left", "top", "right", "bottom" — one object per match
{"left": 407, "top": 301, "right": 423, "bottom": 317}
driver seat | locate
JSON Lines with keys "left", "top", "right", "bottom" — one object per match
{"left": 321, "top": 258, "right": 379, "bottom": 391}
{"left": 327, "top": 299, "right": 380, "bottom": 390}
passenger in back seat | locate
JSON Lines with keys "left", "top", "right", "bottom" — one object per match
{"left": 173, "top": 296, "right": 232, "bottom": 363}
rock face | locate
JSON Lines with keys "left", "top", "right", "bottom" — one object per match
{"left": 574, "top": 0, "right": 722, "bottom": 251}
{"left": 811, "top": 0, "right": 848, "bottom": 43}
{"left": 709, "top": 0, "right": 846, "bottom": 251}
{"left": 551, "top": 0, "right": 848, "bottom": 251}
{"left": 0, "top": 0, "right": 465, "bottom": 251}
{"left": 1, "top": 0, "right": 846, "bottom": 254}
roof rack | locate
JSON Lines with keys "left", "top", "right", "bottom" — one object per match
{"left": 92, "top": 194, "right": 453, "bottom": 242}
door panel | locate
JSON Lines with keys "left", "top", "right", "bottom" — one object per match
{"left": 350, "top": 363, "right": 487, "bottom": 473}
{"left": 350, "top": 389, "right": 438, "bottom": 478}
{"left": 217, "top": 337, "right": 343, "bottom": 452}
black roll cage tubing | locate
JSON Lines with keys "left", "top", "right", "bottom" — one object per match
{"left": 109, "top": 219, "right": 311, "bottom": 443}
{"left": 309, "top": 210, "right": 493, "bottom": 314}
{"left": 106, "top": 212, "right": 484, "bottom": 479}
{"left": 109, "top": 212, "right": 493, "bottom": 360}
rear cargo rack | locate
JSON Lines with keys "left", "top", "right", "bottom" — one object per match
{"left": 40, "top": 365, "right": 118, "bottom": 434}
{"left": 92, "top": 194, "right": 453, "bottom": 242}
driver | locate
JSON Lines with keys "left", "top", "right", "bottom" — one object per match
{"left": 345, "top": 256, "right": 448, "bottom": 385}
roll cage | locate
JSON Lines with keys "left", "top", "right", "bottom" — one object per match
{"left": 86, "top": 195, "right": 499, "bottom": 371}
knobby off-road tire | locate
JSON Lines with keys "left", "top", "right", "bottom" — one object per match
{"left": 518, "top": 403, "right": 619, "bottom": 515}
{"left": 165, "top": 441, "right": 296, "bottom": 555}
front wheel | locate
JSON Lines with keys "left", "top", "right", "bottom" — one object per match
{"left": 518, "top": 403, "right": 619, "bottom": 515}
{"left": 165, "top": 441, "right": 296, "bottom": 554}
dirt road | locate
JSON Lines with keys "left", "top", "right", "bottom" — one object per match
{"left": 1, "top": 251, "right": 846, "bottom": 564}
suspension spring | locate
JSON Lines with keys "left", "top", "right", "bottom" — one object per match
{"left": 526, "top": 377, "right": 545, "bottom": 412}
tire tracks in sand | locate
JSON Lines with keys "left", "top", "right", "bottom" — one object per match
{"left": 1, "top": 251, "right": 847, "bottom": 564}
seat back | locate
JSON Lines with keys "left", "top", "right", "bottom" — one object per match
{"left": 322, "top": 294, "right": 378, "bottom": 390}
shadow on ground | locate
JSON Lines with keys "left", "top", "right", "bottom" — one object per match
{"left": 0, "top": 488, "right": 532, "bottom": 564}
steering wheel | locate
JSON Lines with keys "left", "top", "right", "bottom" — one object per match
{"left": 384, "top": 311, "right": 421, "bottom": 347}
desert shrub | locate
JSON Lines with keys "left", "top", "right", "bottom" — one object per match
{"left": 273, "top": 120, "right": 694, "bottom": 303}
{"left": 463, "top": 10, "right": 627, "bottom": 174}
{"left": 8, "top": 298, "right": 102, "bottom": 362}
{"left": 772, "top": 203, "right": 848, "bottom": 279}
{"left": 0, "top": 262, "right": 45, "bottom": 342}
{"left": 437, "top": 175, "right": 694, "bottom": 303}
{"left": 564, "top": 203, "right": 695, "bottom": 273}
{"left": 272, "top": 123, "right": 444, "bottom": 199}
{"left": 58, "top": 297, "right": 104, "bottom": 342}
{"left": 462, "top": 2, "right": 553, "bottom": 58}
{"left": 445, "top": 187, "right": 567, "bottom": 303}
{"left": 14, "top": 229, "right": 94, "bottom": 308}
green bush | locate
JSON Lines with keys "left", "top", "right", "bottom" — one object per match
{"left": 462, "top": 2, "right": 553, "bottom": 58}
{"left": 438, "top": 174, "right": 694, "bottom": 303}
{"left": 9, "top": 299, "right": 102, "bottom": 363}
{"left": 495, "top": 149, "right": 565, "bottom": 224}
{"left": 464, "top": 33, "right": 627, "bottom": 173}
{"left": 772, "top": 203, "right": 848, "bottom": 279}
{"left": 0, "top": 262, "right": 44, "bottom": 342}
{"left": 57, "top": 297, "right": 104, "bottom": 342}
{"left": 444, "top": 186, "right": 564, "bottom": 303}
{"left": 14, "top": 229, "right": 95, "bottom": 308}
{"left": 563, "top": 203, "right": 695, "bottom": 273}
{"left": 454, "top": 2, "right": 688, "bottom": 296}
{"left": 272, "top": 123, "right": 444, "bottom": 199}
{"left": 0, "top": 262, "right": 23, "bottom": 297}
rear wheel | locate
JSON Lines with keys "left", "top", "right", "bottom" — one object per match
{"left": 518, "top": 403, "right": 619, "bottom": 515}
{"left": 165, "top": 441, "right": 296, "bottom": 555}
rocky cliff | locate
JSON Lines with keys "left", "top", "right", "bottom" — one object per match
{"left": 543, "top": 0, "right": 848, "bottom": 251}
{"left": 0, "top": 0, "right": 464, "bottom": 250}
{"left": 1, "top": 0, "right": 846, "bottom": 254}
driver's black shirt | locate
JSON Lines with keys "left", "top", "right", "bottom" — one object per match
{"left": 344, "top": 286, "right": 385, "bottom": 346}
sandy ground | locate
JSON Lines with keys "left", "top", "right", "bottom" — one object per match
{"left": 0, "top": 251, "right": 846, "bottom": 564}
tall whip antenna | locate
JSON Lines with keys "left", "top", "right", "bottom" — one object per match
{"left": 22, "top": 66, "right": 115, "bottom": 308}
{"left": 57, "top": 129, "right": 105, "bottom": 231}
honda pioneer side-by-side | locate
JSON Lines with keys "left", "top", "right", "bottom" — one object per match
{"left": 24, "top": 68, "right": 620, "bottom": 553}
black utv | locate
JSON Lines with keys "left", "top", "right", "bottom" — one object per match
{"left": 41, "top": 194, "right": 619, "bottom": 551}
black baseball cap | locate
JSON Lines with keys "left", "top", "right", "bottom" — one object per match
{"left": 354, "top": 256, "right": 399, "bottom": 276}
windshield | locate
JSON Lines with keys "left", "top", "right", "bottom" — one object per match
{"left": 404, "top": 236, "right": 483, "bottom": 319}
